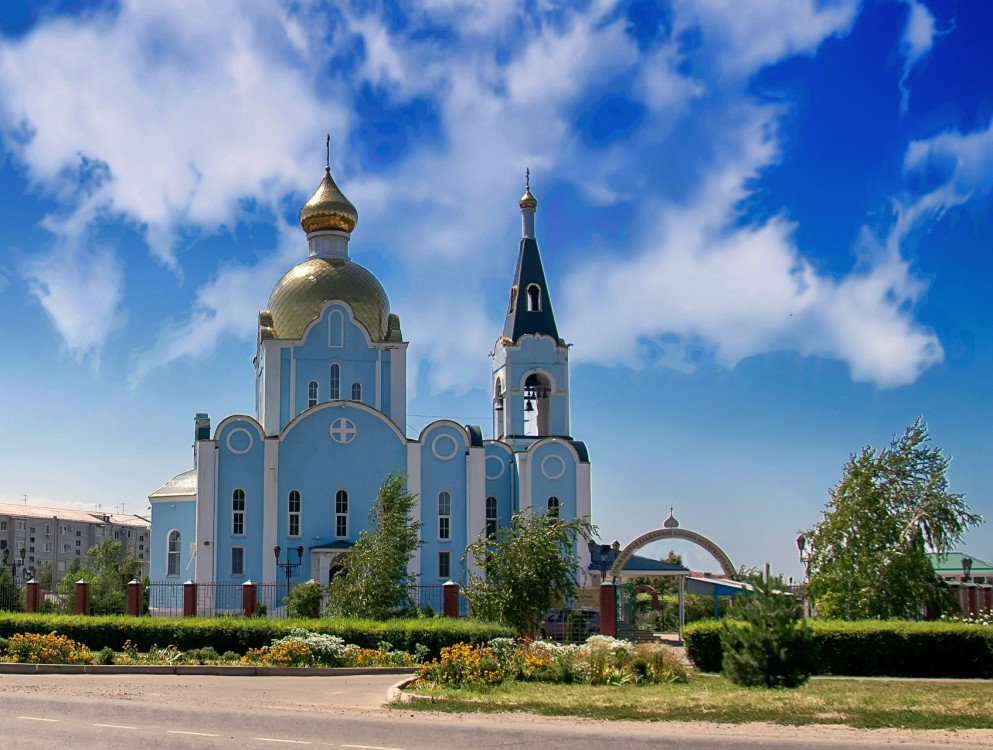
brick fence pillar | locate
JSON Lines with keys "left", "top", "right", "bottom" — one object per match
{"left": 183, "top": 580, "right": 198, "bottom": 617}
{"left": 599, "top": 582, "right": 617, "bottom": 638}
{"left": 74, "top": 579, "right": 90, "bottom": 615}
{"left": 25, "top": 579, "right": 40, "bottom": 613}
{"left": 442, "top": 580, "right": 459, "bottom": 618}
{"left": 242, "top": 580, "right": 257, "bottom": 618}
{"left": 127, "top": 580, "right": 142, "bottom": 616}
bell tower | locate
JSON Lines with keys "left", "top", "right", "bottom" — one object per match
{"left": 492, "top": 172, "right": 571, "bottom": 447}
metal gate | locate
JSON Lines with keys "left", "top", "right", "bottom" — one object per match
{"left": 615, "top": 581, "right": 637, "bottom": 640}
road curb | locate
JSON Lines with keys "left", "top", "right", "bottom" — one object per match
{"left": 0, "top": 663, "right": 419, "bottom": 677}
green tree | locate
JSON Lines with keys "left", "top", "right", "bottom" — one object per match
{"left": 0, "top": 566, "right": 23, "bottom": 612}
{"left": 55, "top": 560, "right": 93, "bottom": 613}
{"left": 720, "top": 572, "right": 816, "bottom": 688}
{"left": 34, "top": 560, "right": 53, "bottom": 591}
{"left": 462, "top": 510, "right": 596, "bottom": 634}
{"left": 86, "top": 538, "right": 142, "bottom": 614}
{"left": 804, "top": 419, "right": 982, "bottom": 620}
{"left": 325, "top": 473, "right": 421, "bottom": 620}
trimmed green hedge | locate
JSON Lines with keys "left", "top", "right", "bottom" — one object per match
{"left": 683, "top": 619, "right": 993, "bottom": 678}
{"left": 0, "top": 614, "right": 512, "bottom": 659}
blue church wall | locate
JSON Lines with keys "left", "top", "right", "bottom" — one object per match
{"left": 279, "top": 349, "right": 292, "bottom": 431}
{"left": 290, "top": 304, "right": 381, "bottom": 418}
{"left": 277, "top": 402, "right": 407, "bottom": 581}
{"left": 214, "top": 418, "right": 267, "bottom": 585}
{"left": 528, "top": 440, "right": 579, "bottom": 522}
{"left": 150, "top": 499, "right": 196, "bottom": 581}
{"left": 418, "top": 422, "right": 470, "bottom": 583}
{"left": 484, "top": 441, "right": 516, "bottom": 531}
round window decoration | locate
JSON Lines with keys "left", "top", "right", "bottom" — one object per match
{"left": 329, "top": 417, "right": 357, "bottom": 444}
{"left": 431, "top": 434, "right": 460, "bottom": 461}
{"left": 226, "top": 427, "right": 254, "bottom": 455}
{"left": 485, "top": 455, "right": 506, "bottom": 480}
{"left": 540, "top": 454, "right": 566, "bottom": 480}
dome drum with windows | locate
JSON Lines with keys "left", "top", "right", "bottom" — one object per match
{"left": 259, "top": 163, "right": 400, "bottom": 343}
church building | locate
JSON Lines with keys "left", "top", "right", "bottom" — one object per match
{"left": 149, "top": 160, "right": 592, "bottom": 603}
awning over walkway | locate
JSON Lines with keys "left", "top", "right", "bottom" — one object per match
{"left": 684, "top": 576, "right": 751, "bottom": 597}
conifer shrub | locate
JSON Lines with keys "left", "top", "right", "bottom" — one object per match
{"left": 719, "top": 576, "right": 817, "bottom": 688}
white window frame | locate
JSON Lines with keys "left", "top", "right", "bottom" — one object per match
{"left": 167, "top": 530, "right": 181, "bottom": 576}
{"left": 232, "top": 489, "right": 245, "bottom": 536}
{"left": 288, "top": 490, "right": 301, "bottom": 537}
{"left": 308, "top": 380, "right": 319, "bottom": 409}
{"left": 231, "top": 546, "right": 245, "bottom": 577}
{"left": 335, "top": 490, "right": 348, "bottom": 539}
{"left": 547, "top": 496, "right": 560, "bottom": 518}
{"left": 329, "top": 363, "right": 341, "bottom": 400}
{"left": 438, "top": 491, "right": 451, "bottom": 540}
{"left": 351, "top": 382, "right": 362, "bottom": 401}
{"left": 438, "top": 551, "right": 451, "bottom": 580}
{"left": 485, "top": 496, "right": 498, "bottom": 537}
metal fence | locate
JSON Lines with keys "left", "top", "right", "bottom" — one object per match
{"left": 0, "top": 583, "right": 24, "bottom": 612}
{"left": 147, "top": 581, "right": 287, "bottom": 618}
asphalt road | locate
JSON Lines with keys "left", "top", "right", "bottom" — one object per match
{"left": 0, "top": 674, "right": 986, "bottom": 750}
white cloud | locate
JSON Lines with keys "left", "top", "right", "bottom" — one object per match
{"left": 21, "top": 240, "right": 125, "bottom": 363}
{"left": 559, "top": 103, "right": 943, "bottom": 388}
{"left": 0, "top": 0, "right": 948, "bottom": 392}
{"left": 898, "top": 0, "right": 938, "bottom": 113}
{"left": 0, "top": 0, "right": 339, "bottom": 360}
{"left": 676, "top": 0, "right": 858, "bottom": 75}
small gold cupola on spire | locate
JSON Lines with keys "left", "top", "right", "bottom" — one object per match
{"left": 519, "top": 167, "right": 538, "bottom": 210}
{"left": 299, "top": 135, "right": 358, "bottom": 234}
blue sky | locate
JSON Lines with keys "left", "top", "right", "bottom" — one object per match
{"left": 1, "top": 0, "right": 990, "bottom": 578}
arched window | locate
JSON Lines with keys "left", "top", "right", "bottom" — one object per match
{"left": 351, "top": 382, "right": 362, "bottom": 401}
{"left": 547, "top": 496, "right": 560, "bottom": 519}
{"left": 335, "top": 490, "right": 348, "bottom": 538}
{"left": 308, "top": 380, "right": 319, "bottom": 409}
{"left": 167, "top": 531, "right": 181, "bottom": 576}
{"left": 526, "top": 284, "right": 541, "bottom": 312}
{"left": 485, "top": 496, "right": 498, "bottom": 537}
{"left": 232, "top": 489, "right": 245, "bottom": 535}
{"left": 329, "top": 364, "right": 340, "bottom": 400}
{"left": 288, "top": 490, "right": 301, "bottom": 537}
{"left": 438, "top": 491, "right": 451, "bottom": 540}
{"left": 493, "top": 378, "right": 505, "bottom": 439}
{"left": 329, "top": 311, "right": 343, "bottom": 347}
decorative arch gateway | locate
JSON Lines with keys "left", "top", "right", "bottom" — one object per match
{"left": 607, "top": 510, "right": 736, "bottom": 580}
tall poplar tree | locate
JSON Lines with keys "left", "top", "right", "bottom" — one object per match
{"left": 803, "top": 418, "right": 981, "bottom": 619}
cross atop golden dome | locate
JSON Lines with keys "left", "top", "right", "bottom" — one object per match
{"left": 519, "top": 167, "right": 537, "bottom": 209}
{"left": 299, "top": 135, "right": 358, "bottom": 234}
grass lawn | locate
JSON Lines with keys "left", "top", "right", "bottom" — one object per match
{"left": 403, "top": 675, "right": 993, "bottom": 730}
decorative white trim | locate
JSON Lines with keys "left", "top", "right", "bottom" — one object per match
{"left": 540, "top": 454, "right": 566, "bottom": 480}
{"left": 329, "top": 417, "right": 357, "bottom": 444}
{"left": 431, "top": 434, "right": 459, "bottom": 461}
{"left": 263, "top": 439, "right": 278, "bottom": 584}
{"left": 225, "top": 428, "right": 254, "bottom": 455}
{"left": 485, "top": 455, "right": 506, "bottom": 480}
{"left": 406, "top": 442, "right": 421, "bottom": 579}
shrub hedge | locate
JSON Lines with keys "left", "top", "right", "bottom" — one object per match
{"left": 683, "top": 619, "right": 993, "bottom": 678}
{"left": 0, "top": 614, "right": 512, "bottom": 659}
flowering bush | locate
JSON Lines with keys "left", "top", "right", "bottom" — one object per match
{"left": 416, "top": 635, "right": 687, "bottom": 689}
{"left": 941, "top": 609, "right": 992, "bottom": 626}
{"left": 243, "top": 640, "right": 313, "bottom": 666}
{"left": 416, "top": 642, "right": 505, "bottom": 688}
{"left": 4, "top": 632, "right": 92, "bottom": 664}
{"left": 271, "top": 629, "right": 349, "bottom": 666}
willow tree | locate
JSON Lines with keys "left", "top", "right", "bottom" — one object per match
{"left": 462, "top": 510, "right": 595, "bottom": 634}
{"left": 803, "top": 419, "right": 981, "bottom": 619}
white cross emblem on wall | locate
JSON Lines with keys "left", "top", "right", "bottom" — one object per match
{"left": 329, "top": 418, "right": 357, "bottom": 444}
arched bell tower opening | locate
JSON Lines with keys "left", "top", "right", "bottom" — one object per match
{"left": 493, "top": 377, "right": 505, "bottom": 439}
{"left": 523, "top": 372, "right": 551, "bottom": 437}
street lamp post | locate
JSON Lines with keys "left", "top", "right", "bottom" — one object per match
{"left": 587, "top": 540, "right": 612, "bottom": 583}
{"left": 274, "top": 545, "right": 305, "bottom": 592}
{"left": 795, "top": 533, "right": 810, "bottom": 618}
{"left": 961, "top": 556, "right": 973, "bottom": 583}
{"left": 2, "top": 548, "right": 27, "bottom": 581}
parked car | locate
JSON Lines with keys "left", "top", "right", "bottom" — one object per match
{"left": 539, "top": 608, "right": 600, "bottom": 641}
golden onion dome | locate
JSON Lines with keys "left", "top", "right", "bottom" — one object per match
{"left": 519, "top": 186, "right": 537, "bottom": 210}
{"left": 267, "top": 257, "right": 390, "bottom": 341}
{"left": 299, "top": 166, "right": 358, "bottom": 234}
